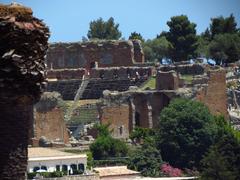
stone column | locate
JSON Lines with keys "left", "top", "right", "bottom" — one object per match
{"left": 147, "top": 100, "right": 153, "bottom": 128}
{"left": 0, "top": 3, "right": 49, "bottom": 179}
{"left": 0, "top": 98, "right": 33, "bottom": 179}
{"left": 130, "top": 98, "right": 136, "bottom": 130}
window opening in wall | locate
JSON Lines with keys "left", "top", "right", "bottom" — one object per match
{"left": 70, "top": 164, "right": 77, "bottom": 170}
{"left": 78, "top": 163, "right": 85, "bottom": 171}
{"left": 33, "top": 166, "right": 40, "bottom": 172}
{"left": 119, "top": 126, "right": 123, "bottom": 135}
{"left": 90, "top": 61, "right": 97, "bottom": 69}
{"left": 56, "top": 165, "right": 60, "bottom": 171}
{"left": 100, "top": 71, "right": 104, "bottom": 79}
{"left": 41, "top": 166, "right": 47, "bottom": 171}
{"left": 135, "top": 112, "right": 140, "bottom": 126}
{"left": 113, "top": 71, "right": 118, "bottom": 79}
{"left": 62, "top": 164, "right": 68, "bottom": 172}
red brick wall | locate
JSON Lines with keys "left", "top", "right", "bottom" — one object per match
{"left": 46, "top": 40, "right": 144, "bottom": 69}
{"left": 196, "top": 70, "right": 228, "bottom": 119}
{"left": 156, "top": 71, "right": 179, "bottom": 90}
{"left": 34, "top": 108, "right": 69, "bottom": 144}
{"left": 100, "top": 105, "right": 130, "bottom": 139}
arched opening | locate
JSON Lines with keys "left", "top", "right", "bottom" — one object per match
{"left": 41, "top": 166, "right": 47, "bottom": 171}
{"left": 135, "top": 112, "right": 140, "bottom": 127}
{"left": 70, "top": 164, "right": 77, "bottom": 171}
{"left": 56, "top": 165, "right": 60, "bottom": 171}
{"left": 62, "top": 164, "right": 68, "bottom": 172}
{"left": 78, "top": 163, "right": 85, "bottom": 171}
{"left": 90, "top": 61, "right": 97, "bottom": 69}
{"left": 33, "top": 166, "right": 40, "bottom": 172}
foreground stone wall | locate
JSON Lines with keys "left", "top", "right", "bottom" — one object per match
{"left": 0, "top": 3, "right": 49, "bottom": 179}
{"left": 46, "top": 40, "right": 144, "bottom": 69}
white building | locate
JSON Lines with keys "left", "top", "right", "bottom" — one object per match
{"left": 28, "top": 147, "right": 87, "bottom": 173}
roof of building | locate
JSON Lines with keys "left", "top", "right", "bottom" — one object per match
{"left": 28, "top": 147, "right": 86, "bottom": 161}
{"left": 94, "top": 166, "right": 140, "bottom": 177}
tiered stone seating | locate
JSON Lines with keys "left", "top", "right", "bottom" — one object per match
{"left": 47, "top": 78, "right": 147, "bottom": 100}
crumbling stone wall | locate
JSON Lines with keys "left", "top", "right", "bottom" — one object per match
{"left": 31, "top": 92, "right": 69, "bottom": 145}
{"left": 159, "top": 64, "right": 205, "bottom": 75}
{"left": 196, "top": 69, "right": 228, "bottom": 118}
{"left": 98, "top": 90, "right": 174, "bottom": 138}
{"left": 47, "top": 68, "right": 85, "bottom": 79}
{"left": 46, "top": 67, "right": 152, "bottom": 100}
{"left": 100, "top": 105, "right": 130, "bottom": 139}
{"left": 46, "top": 40, "right": 144, "bottom": 69}
{"left": 34, "top": 108, "right": 69, "bottom": 144}
{"left": 47, "top": 67, "right": 152, "bottom": 80}
{"left": 0, "top": 3, "right": 49, "bottom": 179}
{"left": 156, "top": 71, "right": 179, "bottom": 90}
{"left": 132, "top": 39, "right": 145, "bottom": 63}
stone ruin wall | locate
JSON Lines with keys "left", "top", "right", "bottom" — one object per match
{"left": 46, "top": 40, "right": 144, "bottom": 69}
{"left": 33, "top": 107, "right": 69, "bottom": 146}
{"left": 156, "top": 71, "right": 179, "bottom": 90}
{"left": 47, "top": 67, "right": 152, "bottom": 80}
{"left": 159, "top": 63, "right": 205, "bottom": 75}
{"left": 46, "top": 67, "right": 152, "bottom": 100}
{"left": 98, "top": 91, "right": 174, "bottom": 138}
{"left": 99, "top": 67, "right": 229, "bottom": 139}
{"left": 195, "top": 69, "right": 228, "bottom": 119}
{"left": 100, "top": 105, "right": 130, "bottom": 139}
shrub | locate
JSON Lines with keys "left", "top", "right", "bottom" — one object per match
{"left": 90, "top": 136, "right": 128, "bottom": 160}
{"left": 156, "top": 98, "right": 218, "bottom": 169}
{"left": 128, "top": 138, "right": 162, "bottom": 177}
{"left": 160, "top": 163, "right": 183, "bottom": 177}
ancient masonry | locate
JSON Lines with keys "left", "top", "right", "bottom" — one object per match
{"left": 98, "top": 66, "right": 229, "bottom": 139}
{"left": 0, "top": 3, "right": 49, "bottom": 179}
{"left": 46, "top": 39, "right": 144, "bottom": 69}
{"left": 30, "top": 92, "right": 69, "bottom": 147}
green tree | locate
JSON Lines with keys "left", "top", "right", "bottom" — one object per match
{"left": 130, "top": 127, "right": 155, "bottom": 143}
{"left": 90, "top": 136, "right": 128, "bottom": 160}
{"left": 196, "top": 35, "right": 210, "bottom": 58}
{"left": 90, "top": 124, "right": 128, "bottom": 160}
{"left": 156, "top": 98, "right": 218, "bottom": 169}
{"left": 210, "top": 14, "right": 238, "bottom": 38}
{"left": 200, "top": 133, "right": 240, "bottom": 179}
{"left": 209, "top": 33, "right": 240, "bottom": 65}
{"left": 166, "top": 15, "right": 198, "bottom": 62}
{"left": 128, "top": 31, "right": 144, "bottom": 42}
{"left": 128, "top": 138, "right": 162, "bottom": 177}
{"left": 143, "top": 37, "right": 172, "bottom": 62}
{"left": 87, "top": 17, "right": 122, "bottom": 40}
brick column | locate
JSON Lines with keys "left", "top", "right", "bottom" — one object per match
{"left": 0, "top": 99, "right": 33, "bottom": 180}
{"left": 0, "top": 3, "right": 49, "bottom": 179}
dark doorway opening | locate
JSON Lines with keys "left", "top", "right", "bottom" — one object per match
{"left": 135, "top": 112, "right": 140, "bottom": 127}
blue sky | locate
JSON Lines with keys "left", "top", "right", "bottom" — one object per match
{"left": 1, "top": 0, "right": 240, "bottom": 42}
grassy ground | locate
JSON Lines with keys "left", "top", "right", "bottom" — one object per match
{"left": 141, "top": 76, "right": 156, "bottom": 90}
{"left": 181, "top": 75, "right": 194, "bottom": 83}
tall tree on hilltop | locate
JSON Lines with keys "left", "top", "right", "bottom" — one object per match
{"left": 128, "top": 31, "right": 144, "bottom": 42}
{"left": 209, "top": 33, "right": 240, "bottom": 65}
{"left": 210, "top": 14, "right": 238, "bottom": 38}
{"left": 143, "top": 37, "right": 172, "bottom": 62}
{"left": 87, "top": 17, "right": 122, "bottom": 40}
{"left": 166, "top": 15, "right": 198, "bottom": 62}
